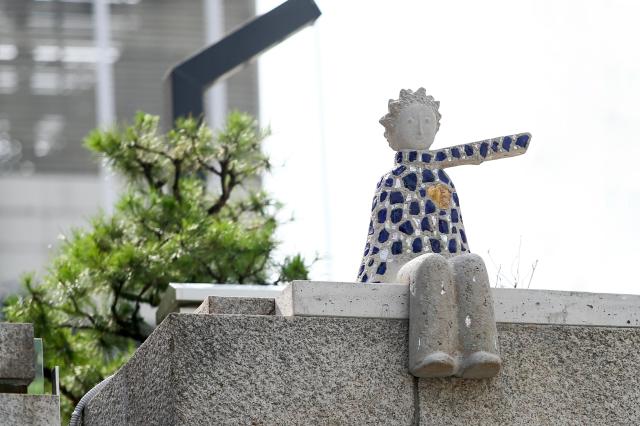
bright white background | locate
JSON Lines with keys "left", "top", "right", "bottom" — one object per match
{"left": 257, "top": 0, "right": 640, "bottom": 294}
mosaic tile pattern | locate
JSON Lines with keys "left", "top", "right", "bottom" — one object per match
{"left": 357, "top": 133, "right": 531, "bottom": 283}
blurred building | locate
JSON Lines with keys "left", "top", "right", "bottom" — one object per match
{"left": 0, "top": 0, "right": 258, "bottom": 299}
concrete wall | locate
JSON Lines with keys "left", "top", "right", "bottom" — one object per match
{"left": 85, "top": 313, "right": 640, "bottom": 425}
{"left": 0, "top": 175, "right": 101, "bottom": 300}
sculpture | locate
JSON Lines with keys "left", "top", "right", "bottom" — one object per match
{"left": 357, "top": 88, "right": 531, "bottom": 378}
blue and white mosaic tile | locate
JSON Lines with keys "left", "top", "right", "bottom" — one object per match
{"left": 357, "top": 133, "right": 531, "bottom": 283}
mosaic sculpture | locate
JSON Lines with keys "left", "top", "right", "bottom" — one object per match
{"left": 358, "top": 88, "right": 531, "bottom": 378}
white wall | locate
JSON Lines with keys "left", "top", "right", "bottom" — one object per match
{"left": 0, "top": 175, "right": 101, "bottom": 299}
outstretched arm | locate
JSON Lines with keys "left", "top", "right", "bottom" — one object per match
{"left": 423, "top": 132, "right": 531, "bottom": 169}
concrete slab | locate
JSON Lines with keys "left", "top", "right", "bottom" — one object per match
{"left": 0, "top": 323, "right": 35, "bottom": 388}
{"left": 291, "top": 281, "right": 640, "bottom": 327}
{"left": 292, "top": 281, "right": 408, "bottom": 319}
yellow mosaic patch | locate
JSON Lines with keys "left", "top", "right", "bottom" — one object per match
{"left": 427, "top": 184, "right": 451, "bottom": 210}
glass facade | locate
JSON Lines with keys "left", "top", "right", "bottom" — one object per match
{"left": 0, "top": 0, "right": 258, "bottom": 175}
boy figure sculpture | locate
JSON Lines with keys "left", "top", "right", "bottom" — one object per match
{"left": 357, "top": 88, "right": 531, "bottom": 378}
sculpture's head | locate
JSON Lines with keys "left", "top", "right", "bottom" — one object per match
{"left": 379, "top": 88, "right": 441, "bottom": 151}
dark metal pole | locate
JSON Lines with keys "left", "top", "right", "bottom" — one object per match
{"left": 164, "top": 0, "right": 321, "bottom": 127}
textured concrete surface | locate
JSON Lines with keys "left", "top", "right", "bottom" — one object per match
{"left": 0, "top": 322, "right": 35, "bottom": 386}
{"left": 0, "top": 394, "right": 60, "bottom": 426}
{"left": 492, "top": 288, "right": 640, "bottom": 326}
{"left": 85, "top": 314, "right": 640, "bottom": 425}
{"left": 84, "top": 319, "right": 175, "bottom": 426}
{"left": 419, "top": 323, "right": 640, "bottom": 425}
{"left": 292, "top": 281, "right": 640, "bottom": 326}
{"left": 86, "top": 315, "right": 413, "bottom": 425}
{"left": 274, "top": 283, "right": 294, "bottom": 316}
{"left": 292, "top": 281, "right": 409, "bottom": 318}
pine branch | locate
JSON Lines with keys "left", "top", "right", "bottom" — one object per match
{"left": 172, "top": 159, "right": 182, "bottom": 201}
{"left": 207, "top": 161, "right": 237, "bottom": 215}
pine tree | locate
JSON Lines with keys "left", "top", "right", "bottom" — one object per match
{"left": 2, "top": 111, "right": 309, "bottom": 420}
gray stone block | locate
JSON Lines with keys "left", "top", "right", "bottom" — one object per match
{"left": 85, "top": 314, "right": 640, "bottom": 425}
{"left": 86, "top": 315, "right": 414, "bottom": 425}
{"left": 193, "top": 295, "right": 275, "bottom": 315}
{"left": 84, "top": 319, "right": 175, "bottom": 426}
{"left": 0, "top": 323, "right": 35, "bottom": 388}
{"left": 419, "top": 323, "right": 640, "bottom": 425}
{"left": 0, "top": 394, "right": 60, "bottom": 426}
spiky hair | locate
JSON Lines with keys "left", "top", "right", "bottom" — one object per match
{"left": 379, "top": 88, "right": 442, "bottom": 139}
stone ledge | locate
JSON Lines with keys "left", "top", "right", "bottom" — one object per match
{"left": 157, "top": 282, "right": 640, "bottom": 327}
{"left": 86, "top": 314, "right": 640, "bottom": 425}
{"left": 291, "top": 281, "right": 640, "bottom": 327}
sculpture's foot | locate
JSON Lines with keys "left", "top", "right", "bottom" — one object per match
{"left": 459, "top": 351, "right": 501, "bottom": 379}
{"left": 410, "top": 351, "right": 457, "bottom": 378}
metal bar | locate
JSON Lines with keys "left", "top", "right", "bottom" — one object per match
{"left": 164, "top": 0, "right": 321, "bottom": 125}
{"left": 52, "top": 366, "right": 60, "bottom": 396}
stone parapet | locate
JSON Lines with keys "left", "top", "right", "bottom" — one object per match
{"left": 158, "top": 281, "right": 640, "bottom": 327}
{"left": 292, "top": 281, "right": 640, "bottom": 326}
{"left": 86, "top": 310, "right": 640, "bottom": 425}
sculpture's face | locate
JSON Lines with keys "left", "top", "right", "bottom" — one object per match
{"left": 388, "top": 103, "right": 438, "bottom": 151}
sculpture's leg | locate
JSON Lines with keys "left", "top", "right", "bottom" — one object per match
{"left": 398, "top": 254, "right": 457, "bottom": 378}
{"left": 450, "top": 253, "right": 501, "bottom": 378}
